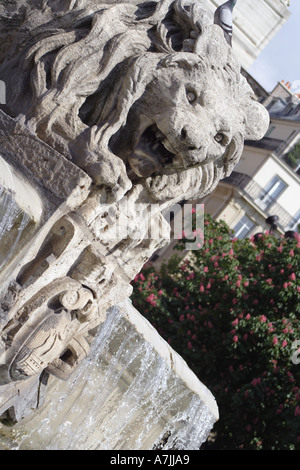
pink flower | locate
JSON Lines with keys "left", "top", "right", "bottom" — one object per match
{"left": 260, "top": 315, "right": 267, "bottom": 323}
{"left": 295, "top": 406, "right": 300, "bottom": 417}
{"left": 251, "top": 378, "right": 261, "bottom": 387}
{"left": 179, "top": 314, "right": 185, "bottom": 322}
{"left": 243, "top": 281, "right": 249, "bottom": 287}
{"left": 245, "top": 313, "right": 251, "bottom": 320}
{"left": 139, "top": 273, "right": 145, "bottom": 281}
{"left": 232, "top": 318, "right": 239, "bottom": 326}
{"left": 233, "top": 335, "right": 238, "bottom": 343}
{"left": 289, "top": 249, "right": 295, "bottom": 257}
{"left": 146, "top": 293, "right": 155, "bottom": 302}
{"left": 199, "top": 285, "right": 205, "bottom": 293}
{"left": 272, "top": 336, "right": 279, "bottom": 345}
{"left": 157, "top": 290, "right": 163, "bottom": 296}
{"left": 289, "top": 273, "right": 296, "bottom": 281}
{"left": 206, "top": 282, "right": 211, "bottom": 289}
{"left": 236, "top": 280, "right": 241, "bottom": 287}
{"left": 204, "top": 266, "right": 209, "bottom": 272}
{"left": 282, "top": 340, "right": 288, "bottom": 348}
{"left": 187, "top": 342, "right": 193, "bottom": 350}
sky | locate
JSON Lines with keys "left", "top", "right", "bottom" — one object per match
{"left": 248, "top": 1, "right": 300, "bottom": 94}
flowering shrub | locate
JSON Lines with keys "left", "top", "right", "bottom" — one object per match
{"left": 131, "top": 214, "right": 300, "bottom": 450}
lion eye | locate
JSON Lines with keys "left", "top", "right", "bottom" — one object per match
{"left": 186, "top": 90, "right": 197, "bottom": 103}
{"left": 214, "top": 132, "right": 225, "bottom": 144}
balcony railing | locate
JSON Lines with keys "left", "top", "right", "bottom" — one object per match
{"left": 245, "top": 137, "right": 284, "bottom": 154}
{"left": 222, "top": 172, "right": 295, "bottom": 230}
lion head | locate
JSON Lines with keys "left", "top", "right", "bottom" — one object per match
{"left": 0, "top": 0, "right": 269, "bottom": 203}
{"left": 106, "top": 48, "right": 269, "bottom": 203}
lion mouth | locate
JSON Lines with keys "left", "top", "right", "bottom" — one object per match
{"left": 127, "top": 124, "right": 183, "bottom": 178}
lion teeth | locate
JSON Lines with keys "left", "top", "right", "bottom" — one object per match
{"left": 155, "top": 130, "right": 164, "bottom": 141}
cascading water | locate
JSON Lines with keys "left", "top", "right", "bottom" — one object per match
{"left": 0, "top": 300, "right": 218, "bottom": 450}
{"left": 0, "top": 184, "right": 32, "bottom": 271}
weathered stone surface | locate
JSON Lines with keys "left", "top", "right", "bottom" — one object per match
{"left": 0, "top": 0, "right": 269, "bottom": 426}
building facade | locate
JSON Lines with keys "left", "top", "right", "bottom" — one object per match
{"left": 201, "top": 79, "right": 300, "bottom": 240}
{"left": 202, "top": 0, "right": 291, "bottom": 70}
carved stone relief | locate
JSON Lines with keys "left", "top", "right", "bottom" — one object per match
{"left": 0, "top": 0, "right": 269, "bottom": 422}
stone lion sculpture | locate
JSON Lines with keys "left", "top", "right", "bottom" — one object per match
{"left": 0, "top": 0, "right": 269, "bottom": 421}
{"left": 0, "top": 0, "right": 269, "bottom": 204}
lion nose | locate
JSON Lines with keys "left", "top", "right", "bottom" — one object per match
{"left": 180, "top": 126, "right": 200, "bottom": 151}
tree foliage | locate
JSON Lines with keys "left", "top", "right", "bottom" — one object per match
{"left": 284, "top": 141, "right": 300, "bottom": 169}
{"left": 130, "top": 214, "right": 300, "bottom": 450}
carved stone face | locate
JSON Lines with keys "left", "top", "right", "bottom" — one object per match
{"left": 109, "top": 58, "right": 267, "bottom": 201}
{"left": 124, "top": 66, "right": 243, "bottom": 179}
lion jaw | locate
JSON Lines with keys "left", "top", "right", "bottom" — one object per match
{"left": 127, "top": 124, "right": 186, "bottom": 178}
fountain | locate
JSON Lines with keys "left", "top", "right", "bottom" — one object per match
{"left": 0, "top": 300, "right": 218, "bottom": 450}
{"left": 0, "top": 0, "right": 269, "bottom": 450}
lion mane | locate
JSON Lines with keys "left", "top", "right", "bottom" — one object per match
{"left": 0, "top": 0, "right": 269, "bottom": 203}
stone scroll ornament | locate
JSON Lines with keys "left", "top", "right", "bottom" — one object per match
{"left": 0, "top": 0, "right": 269, "bottom": 419}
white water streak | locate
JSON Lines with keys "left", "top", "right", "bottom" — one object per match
{"left": 0, "top": 185, "right": 31, "bottom": 270}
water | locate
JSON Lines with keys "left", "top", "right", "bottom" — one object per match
{"left": 0, "top": 301, "right": 217, "bottom": 450}
{"left": 0, "top": 185, "right": 32, "bottom": 271}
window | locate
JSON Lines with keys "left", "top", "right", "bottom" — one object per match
{"left": 255, "top": 175, "right": 287, "bottom": 211}
{"left": 287, "top": 209, "right": 300, "bottom": 232}
{"left": 264, "top": 125, "right": 275, "bottom": 138}
{"left": 233, "top": 215, "right": 255, "bottom": 239}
